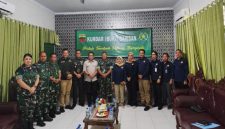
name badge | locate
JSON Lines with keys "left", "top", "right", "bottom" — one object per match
{"left": 155, "top": 68, "right": 157, "bottom": 72}
{"left": 165, "top": 69, "right": 168, "bottom": 74}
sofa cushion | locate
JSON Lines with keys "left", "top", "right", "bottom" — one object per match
{"left": 213, "top": 89, "right": 225, "bottom": 126}
{"left": 173, "top": 89, "right": 190, "bottom": 97}
{"left": 0, "top": 102, "right": 18, "bottom": 114}
{"left": 175, "top": 108, "right": 209, "bottom": 126}
{"left": 174, "top": 96, "right": 200, "bottom": 108}
{"left": 197, "top": 85, "right": 215, "bottom": 114}
{"left": 0, "top": 114, "right": 18, "bottom": 129}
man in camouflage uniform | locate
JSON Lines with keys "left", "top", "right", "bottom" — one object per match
{"left": 49, "top": 53, "right": 61, "bottom": 118}
{"left": 15, "top": 53, "right": 40, "bottom": 129}
{"left": 72, "top": 50, "right": 85, "bottom": 107}
{"left": 35, "top": 51, "right": 53, "bottom": 123}
{"left": 97, "top": 52, "right": 113, "bottom": 100}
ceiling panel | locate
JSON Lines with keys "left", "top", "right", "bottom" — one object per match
{"left": 34, "top": 0, "right": 179, "bottom": 13}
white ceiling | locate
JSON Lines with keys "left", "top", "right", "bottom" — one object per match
{"left": 34, "top": 0, "right": 179, "bottom": 13}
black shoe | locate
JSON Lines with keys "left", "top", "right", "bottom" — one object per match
{"left": 158, "top": 106, "right": 163, "bottom": 110}
{"left": 71, "top": 104, "right": 76, "bottom": 109}
{"left": 60, "top": 107, "right": 65, "bottom": 113}
{"left": 128, "top": 102, "right": 132, "bottom": 106}
{"left": 65, "top": 105, "right": 73, "bottom": 109}
{"left": 49, "top": 111, "right": 56, "bottom": 118}
{"left": 168, "top": 105, "right": 172, "bottom": 109}
{"left": 37, "top": 121, "right": 46, "bottom": 127}
{"left": 79, "top": 102, "right": 84, "bottom": 106}
{"left": 55, "top": 110, "right": 61, "bottom": 115}
{"left": 44, "top": 115, "right": 53, "bottom": 122}
{"left": 144, "top": 106, "right": 150, "bottom": 111}
{"left": 79, "top": 103, "right": 85, "bottom": 107}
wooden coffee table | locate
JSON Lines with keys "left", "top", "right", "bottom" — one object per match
{"left": 83, "top": 106, "right": 119, "bottom": 129}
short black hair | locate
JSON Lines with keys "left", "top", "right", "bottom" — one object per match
{"left": 163, "top": 53, "right": 170, "bottom": 57}
{"left": 39, "top": 51, "right": 46, "bottom": 57}
{"left": 62, "top": 48, "right": 69, "bottom": 52}
{"left": 139, "top": 49, "right": 145, "bottom": 54}
{"left": 50, "top": 53, "right": 57, "bottom": 57}
{"left": 102, "top": 51, "right": 107, "bottom": 55}
{"left": 176, "top": 49, "right": 183, "bottom": 53}
{"left": 76, "top": 49, "right": 81, "bottom": 53}
{"left": 23, "top": 53, "right": 32, "bottom": 59}
{"left": 152, "top": 50, "right": 158, "bottom": 56}
{"left": 88, "top": 51, "right": 94, "bottom": 56}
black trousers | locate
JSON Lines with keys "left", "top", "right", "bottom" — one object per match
{"left": 152, "top": 80, "right": 162, "bottom": 107}
{"left": 162, "top": 82, "right": 172, "bottom": 106}
{"left": 72, "top": 77, "right": 85, "bottom": 106}
{"left": 174, "top": 81, "right": 188, "bottom": 89}
{"left": 85, "top": 81, "right": 98, "bottom": 106}
{"left": 126, "top": 79, "right": 138, "bottom": 106}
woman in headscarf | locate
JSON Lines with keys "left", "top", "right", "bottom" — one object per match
{"left": 112, "top": 56, "right": 126, "bottom": 106}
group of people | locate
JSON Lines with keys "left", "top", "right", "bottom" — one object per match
{"left": 15, "top": 48, "right": 188, "bottom": 129}
{"left": 109, "top": 49, "right": 188, "bottom": 112}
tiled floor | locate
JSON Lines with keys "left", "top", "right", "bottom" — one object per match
{"left": 35, "top": 105, "right": 176, "bottom": 129}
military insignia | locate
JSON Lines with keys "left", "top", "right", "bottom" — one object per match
{"left": 79, "top": 34, "right": 86, "bottom": 43}
{"left": 167, "top": 65, "right": 170, "bottom": 67}
{"left": 139, "top": 32, "right": 148, "bottom": 41}
{"left": 143, "top": 60, "right": 145, "bottom": 63}
{"left": 181, "top": 61, "right": 183, "bottom": 64}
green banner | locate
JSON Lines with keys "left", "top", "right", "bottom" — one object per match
{"left": 76, "top": 28, "right": 152, "bottom": 57}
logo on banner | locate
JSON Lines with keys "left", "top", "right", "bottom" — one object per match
{"left": 139, "top": 32, "right": 148, "bottom": 41}
{"left": 79, "top": 34, "right": 86, "bottom": 43}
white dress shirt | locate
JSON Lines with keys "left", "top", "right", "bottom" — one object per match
{"left": 83, "top": 59, "right": 98, "bottom": 82}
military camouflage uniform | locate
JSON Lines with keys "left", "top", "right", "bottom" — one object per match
{"left": 15, "top": 64, "right": 39, "bottom": 128}
{"left": 49, "top": 63, "right": 60, "bottom": 110}
{"left": 35, "top": 61, "right": 51, "bottom": 119}
{"left": 72, "top": 58, "right": 85, "bottom": 105}
{"left": 49, "top": 62, "right": 60, "bottom": 111}
{"left": 97, "top": 59, "right": 113, "bottom": 99}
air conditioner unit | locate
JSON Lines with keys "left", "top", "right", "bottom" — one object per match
{"left": 0, "top": 0, "right": 15, "bottom": 15}
{"left": 175, "top": 8, "right": 190, "bottom": 23}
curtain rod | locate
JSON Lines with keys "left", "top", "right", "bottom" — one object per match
{"left": 192, "top": 0, "right": 221, "bottom": 16}
{"left": 176, "top": 0, "right": 222, "bottom": 25}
